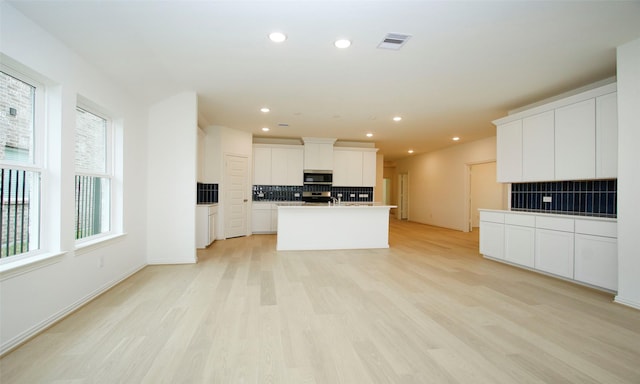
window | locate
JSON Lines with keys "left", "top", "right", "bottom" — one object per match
{"left": 75, "top": 105, "right": 112, "bottom": 240}
{"left": 1, "top": 69, "right": 43, "bottom": 259}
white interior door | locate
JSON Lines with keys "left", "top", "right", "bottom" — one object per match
{"left": 224, "top": 154, "right": 248, "bottom": 238}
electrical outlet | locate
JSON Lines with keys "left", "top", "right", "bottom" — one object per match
{"left": 543, "top": 196, "right": 552, "bottom": 203}
{"left": 98, "top": 256, "right": 104, "bottom": 268}
{"left": 294, "top": 193, "right": 300, "bottom": 197}
{"left": 337, "top": 193, "right": 343, "bottom": 198}
{"left": 350, "top": 194, "right": 356, "bottom": 198}
{"left": 359, "top": 194, "right": 369, "bottom": 198}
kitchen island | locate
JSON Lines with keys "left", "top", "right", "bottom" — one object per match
{"left": 276, "top": 203, "right": 396, "bottom": 251}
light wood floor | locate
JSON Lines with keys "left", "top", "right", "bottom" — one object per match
{"left": 2, "top": 219, "right": 640, "bottom": 383}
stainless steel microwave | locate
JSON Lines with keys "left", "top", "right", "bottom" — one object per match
{"left": 303, "top": 170, "right": 332, "bottom": 185}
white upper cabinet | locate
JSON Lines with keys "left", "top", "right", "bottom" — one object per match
{"left": 496, "top": 120, "right": 523, "bottom": 182}
{"left": 333, "top": 148, "right": 377, "bottom": 187}
{"left": 522, "top": 111, "right": 555, "bottom": 181}
{"left": 362, "top": 150, "right": 377, "bottom": 187}
{"left": 596, "top": 92, "right": 618, "bottom": 178}
{"left": 253, "top": 144, "right": 303, "bottom": 186}
{"left": 303, "top": 137, "right": 336, "bottom": 171}
{"left": 253, "top": 146, "right": 272, "bottom": 185}
{"left": 555, "top": 99, "right": 596, "bottom": 180}
{"left": 493, "top": 83, "right": 617, "bottom": 183}
{"left": 271, "top": 147, "right": 303, "bottom": 185}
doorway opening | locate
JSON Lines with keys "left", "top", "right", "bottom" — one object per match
{"left": 466, "top": 161, "right": 506, "bottom": 232}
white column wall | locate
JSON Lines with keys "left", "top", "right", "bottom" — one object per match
{"left": 615, "top": 37, "right": 640, "bottom": 310}
{"left": 146, "top": 92, "right": 198, "bottom": 264}
{"left": 0, "top": 3, "right": 148, "bottom": 354}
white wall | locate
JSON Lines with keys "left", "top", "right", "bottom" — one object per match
{"left": 0, "top": 3, "right": 148, "bottom": 354}
{"left": 470, "top": 162, "right": 505, "bottom": 227}
{"left": 395, "top": 137, "right": 496, "bottom": 231}
{"left": 146, "top": 92, "right": 198, "bottom": 264}
{"left": 615, "top": 37, "right": 640, "bottom": 310}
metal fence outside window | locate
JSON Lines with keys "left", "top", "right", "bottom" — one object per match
{"left": 1, "top": 167, "right": 37, "bottom": 258}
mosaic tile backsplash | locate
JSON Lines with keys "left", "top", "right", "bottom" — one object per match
{"left": 253, "top": 185, "right": 374, "bottom": 202}
{"left": 197, "top": 183, "right": 218, "bottom": 204}
{"left": 511, "top": 179, "right": 616, "bottom": 218}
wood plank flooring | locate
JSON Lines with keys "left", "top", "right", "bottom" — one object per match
{"left": 2, "top": 218, "right": 640, "bottom": 383}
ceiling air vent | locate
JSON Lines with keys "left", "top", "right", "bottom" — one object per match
{"left": 377, "top": 33, "right": 412, "bottom": 50}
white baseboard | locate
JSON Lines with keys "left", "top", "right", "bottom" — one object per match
{"left": 0, "top": 263, "right": 146, "bottom": 356}
{"left": 614, "top": 295, "right": 640, "bottom": 311}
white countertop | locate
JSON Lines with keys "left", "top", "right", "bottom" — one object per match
{"left": 478, "top": 209, "right": 616, "bottom": 222}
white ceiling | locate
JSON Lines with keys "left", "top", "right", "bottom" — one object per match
{"left": 7, "top": 1, "right": 640, "bottom": 161}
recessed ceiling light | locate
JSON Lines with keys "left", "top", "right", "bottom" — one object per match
{"left": 393, "top": 116, "right": 402, "bottom": 122}
{"left": 366, "top": 133, "right": 373, "bottom": 138}
{"left": 452, "top": 136, "right": 460, "bottom": 141}
{"left": 408, "top": 149, "right": 414, "bottom": 154}
{"left": 260, "top": 107, "right": 270, "bottom": 113}
{"left": 262, "top": 127, "right": 270, "bottom": 132}
{"left": 334, "top": 39, "right": 351, "bottom": 49}
{"left": 268, "top": 32, "right": 287, "bottom": 43}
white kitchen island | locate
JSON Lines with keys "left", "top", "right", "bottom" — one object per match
{"left": 276, "top": 203, "right": 395, "bottom": 251}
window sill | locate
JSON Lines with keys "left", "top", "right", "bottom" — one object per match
{"left": 75, "top": 232, "right": 127, "bottom": 256}
{"left": 0, "top": 251, "right": 67, "bottom": 282}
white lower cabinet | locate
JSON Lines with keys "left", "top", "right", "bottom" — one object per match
{"left": 535, "top": 228, "right": 575, "bottom": 279}
{"left": 574, "top": 234, "right": 617, "bottom": 291}
{"left": 574, "top": 219, "right": 618, "bottom": 291}
{"left": 504, "top": 224, "right": 535, "bottom": 268}
{"left": 479, "top": 211, "right": 504, "bottom": 259}
{"left": 252, "top": 203, "right": 277, "bottom": 233}
{"left": 196, "top": 205, "right": 218, "bottom": 248}
{"left": 479, "top": 210, "right": 617, "bottom": 292}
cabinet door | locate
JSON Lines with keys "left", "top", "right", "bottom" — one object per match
{"left": 504, "top": 225, "right": 535, "bottom": 268}
{"left": 496, "top": 120, "right": 523, "bottom": 182}
{"left": 522, "top": 111, "right": 555, "bottom": 181}
{"left": 362, "top": 151, "right": 377, "bottom": 187}
{"left": 270, "top": 148, "right": 290, "bottom": 185}
{"left": 480, "top": 221, "right": 504, "bottom": 259}
{"left": 286, "top": 147, "right": 304, "bottom": 186}
{"left": 535, "top": 229, "right": 574, "bottom": 278}
{"left": 304, "top": 143, "right": 333, "bottom": 170}
{"left": 333, "top": 150, "right": 362, "bottom": 186}
{"left": 574, "top": 234, "right": 617, "bottom": 291}
{"left": 596, "top": 92, "right": 618, "bottom": 179}
{"left": 252, "top": 204, "right": 272, "bottom": 233}
{"left": 555, "top": 99, "right": 596, "bottom": 180}
{"left": 253, "top": 147, "right": 272, "bottom": 185}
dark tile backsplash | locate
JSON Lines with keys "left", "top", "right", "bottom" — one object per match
{"left": 197, "top": 183, "right": 218, "bottom": 204}
{"left": 253, "top": 185, "right": 303, "bottom": 201}
{"left": 332, "top": 186, "right": 374, "bottom": 202}
{"left": 511, "top": 179, "right": 616, "bottom": 218}
{"left": 252, "top": 185, "right": 374, "bottom": 202}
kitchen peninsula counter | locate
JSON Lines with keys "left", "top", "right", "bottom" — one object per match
{"left": 276, "top": 203, "right": 396, "bottom": 251}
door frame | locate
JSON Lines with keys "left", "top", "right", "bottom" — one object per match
{"left": 398, "top": 172, "right": 409, "bottom": 220}
{"left": 465, "top": 159, "right": 504, "bottom": 233}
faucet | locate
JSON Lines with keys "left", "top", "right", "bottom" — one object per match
{"left": 330, "top": 197, "right": 338, "bottom": 206}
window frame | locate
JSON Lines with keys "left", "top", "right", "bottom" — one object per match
{"left": 74, "top": 100, "right": 115, "bottom": 244}
{"left": 0, "top": 64, "right": 46, "bottom": 264}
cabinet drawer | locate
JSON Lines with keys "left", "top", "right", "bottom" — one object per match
{"left": 575, "top": 219, "right": 616, "bottom": 238}
{"left": 480, "top": 211, "right": 505, "bottom": 224}
{"left": 505, "top": 213, "right": 535, "bottom": 227}
{"left": 536, "top": 216, "right": 574, "bottom": 232}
